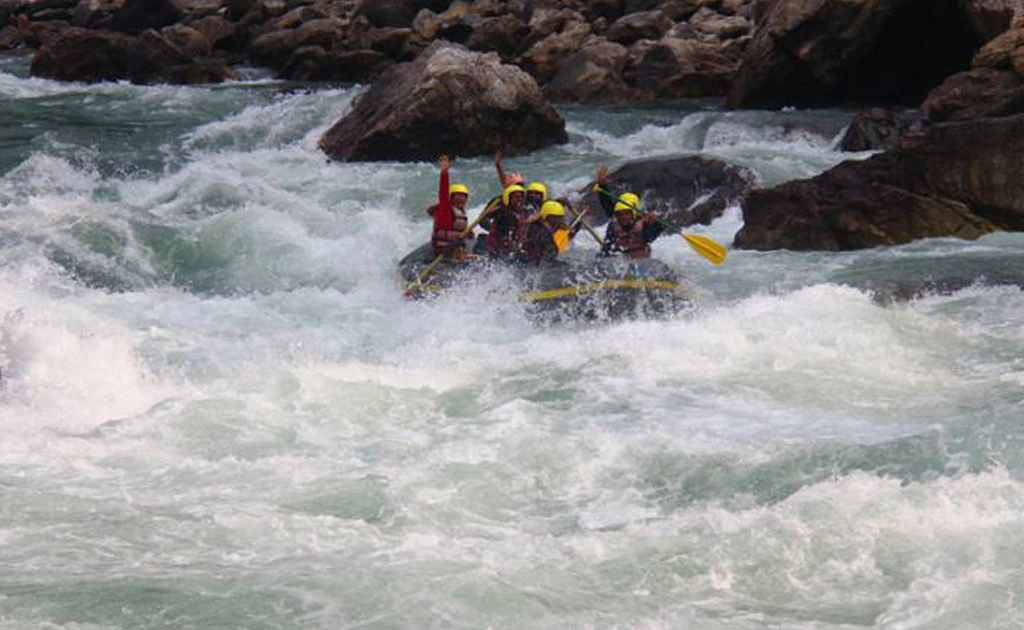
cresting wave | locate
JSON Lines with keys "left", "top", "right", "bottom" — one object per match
{"left": 2, "top": 59, "right": 1024, "bottom": 629}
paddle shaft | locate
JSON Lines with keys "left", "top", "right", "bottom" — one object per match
{"left": 567, "top": 204, "right": 605, "bottom": 248}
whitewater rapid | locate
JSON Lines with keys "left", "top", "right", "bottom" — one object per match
{"left": 1, "top": 55, "right": 1023, "bottom": 629}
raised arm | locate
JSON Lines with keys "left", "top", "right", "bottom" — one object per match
{"left": 494, "top": 150, "right": 508, "bottom": 188}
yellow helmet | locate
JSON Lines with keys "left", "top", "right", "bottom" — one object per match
{"left": 526, "top": 182, "right": 548, "bottom": 201}
{"left": 449, "top": 183, "right": 469, "bottom": 197}
{"left": 540, "top": 200, "right": 566, "bottom": 218}
{"left": 502, "top": 184, "right": 526, "bottom": 206}
{"left": 614, "top": 192, "right": 640, "bottom": 213}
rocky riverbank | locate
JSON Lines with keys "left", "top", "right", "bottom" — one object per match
{"left": 3, "top": 0, "right": 1023, "bottom": 249}
{"left": 733, "top": 2, "right": 1024, "bottom": 251}
{"left": 0, "top": 0, "right": 756, "bottom": 100}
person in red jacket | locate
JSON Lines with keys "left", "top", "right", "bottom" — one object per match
{"left": 426, "top": 154, "right": 471, "bottom": 257}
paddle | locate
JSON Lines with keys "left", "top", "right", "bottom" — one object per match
{"left": 593, "top": 186, "right": 727, "bottom": 265}
{"left": 550, "top": 206, "right": 590, "bottom": 253}
{"left": 404, "top": 205, "right": 492, "bottom": 296}
{"left": 566, "top": 202, "right": 605, "bottom": 248}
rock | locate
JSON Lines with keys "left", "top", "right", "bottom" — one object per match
{"left": 919, "top": 22, "right": 1024, "bottom": 121}
{"left": 838, "top": 107, "right": 919, "bottom": 152}
{"left": 544, "top": 39, "right": 630, "bottom": 102}
{"left": 687, "top": 7, "right": 750, "bottom": 40}
{"left": 14, "top": 13, "right": 67, "bottom": 46}
{"left": 734, "top": 114, "right": 1024, "bottom": 251}
{"left": 266, "top": 5, "right": 326, "bottom": 30}
{"left": 109, "top": 0, "right": 184, "bottom": 34}
{"left": 356, "top": 0, "right": 417, "bottom": 27}
{"left": 160, "top": 23, "right": 211, "bottom": 57}
{"left": 128, "top": 27, "right": 229, "bottom": 83}
{"left": 178, "top": 0, "right": 222, "bottom": 17}
{"left": 586, "top": 0, "right": 625, "bottom": 21}
{"left": 23, "top": 0, "right": 77, "bottom": 16}
{"left": 662, "top": 0, "right": 701, "bottom": 20}
{"left": 435, "top": 12, "right": 475, "bottom": 43}
{"left": 282, "top": 45, "right": 392, "bottom": 81}
{"left": 187, "top": 15, "right": 235, "bottom": 51}
{"left": 728, "top": 0, "right": 986, "bottom": 108}
{"left": 249, "top": 17, "right": 344, "bottom": 68}
{"left": 516, "top": 18, "right": 591, "bottom": 83}
{"left": 527, "top": 8, "right": 581, "bottom": 40}
{"left": 579, "top": 156, "right": 756, "bottom": 227}
{"left": 605, "top": 9, "right": 670, "bottom": 45}
{"left": 464, "top": 13, "right": 528, "bottom": 60}
{"left": 972, "top": 23, "right": 1024, "bottom": 69}
{"left": 70, "top": 0, "right": 123, "bottom": 28}
{"left": 624, "top": 36, "right": 736, "bottom": 98}
{"left": 410, "top": 7, "right": 441, "bottom": 38}
{"left": 27, "top": 7, "right": 73, "bottom": 21}
{"left": 366, "top": 26, "right": 411, "bottom": 58}
{"left": 226, "top": 0, "right": 255, "bottom": 21}
{"left": 259, "top": 0, "right": 285, "bottom": 19}
{"left": 921, "top": 67, "right": 1024, "bottom": 122}
{"left": 0, "top": 24, "right": 23, "bottom": 49}
{"left": 318, "top": 41, "right": 568, "bottom": 161}
{"left": 960, "top": 0, "right": 1017, "bottom": 41}
{"left": 30, "top": 25, "right": 133, "bottom": 80}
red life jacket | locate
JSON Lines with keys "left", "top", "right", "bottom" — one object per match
{"left": 608, "top": 219, "right": 652, "bottom": 259}
{"left": 429, "top": 204, "right": 468, "bottom": 254}
{"left": 429, "top": 168, "right": 469, "bottom": 255}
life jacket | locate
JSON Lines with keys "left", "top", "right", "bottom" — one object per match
{"left": 484, "top": 199, "right": 521, "bottom": 258}
{"left": 607, "top": 219, "right": 652, "bottom": 259}
{"left": 518, "top": 221, "right": 557, "bottom": 264}
{"left": 428, "top": 203, "right": 468, "bottom": 254}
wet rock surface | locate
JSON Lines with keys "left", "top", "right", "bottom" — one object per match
{"left": 579, "top": 156, "right": 757, "bottom": 228}
{"left": 318, "top": 41, "right": 567, "bottom": 161}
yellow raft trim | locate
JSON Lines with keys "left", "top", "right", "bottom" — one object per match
{"left": 518, "top": 279, "right": 680, "bottom": 303}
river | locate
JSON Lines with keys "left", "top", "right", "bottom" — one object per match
{"left": 2, "top": 54, "right": 1023, "bottom": 630}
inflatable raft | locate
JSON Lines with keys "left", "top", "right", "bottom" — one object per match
{"left": 398, "top": 240, "right": 693, "bottom": 322}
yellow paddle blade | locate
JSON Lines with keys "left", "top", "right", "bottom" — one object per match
{"left": 681, "top": 232, "right": 727, "bottom": 265}
{"left": 553, "top": 228, "right": 570, "bottom": 253}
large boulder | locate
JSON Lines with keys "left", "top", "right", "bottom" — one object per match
{"left": 921, "top": 22, "right": 1024, "bottom": 121}
{"left": 318, "top": 41, "right": 568, "bottom": 161}
{"left": 249, "top": 17, "right": 345, "bottom": 69}
{"left": 604, "top": 9, "right": 671, "bottom": 45}
{"left": 734, "top": 114, "right": 1024, "bottom": 250}
{"left": 30, "top": 26, "right": 133, "bottom": 81}
{"left": 578, "top": 156, "right": 757, "bottom": 228}
{"left": 464, "top": 13, "right": 529, "bottom": 60}
{"left": 624, "top": 36, "right": 737, "bottom": 98}
{"left": 544, "top": 39, "right": 631, "bottom": 102}
{"left": 960, "top": 0, "right": 1018, "bottom": 40}
{"left": 516, "top": 18, "right": 592, "bottom": 83}
{"left": 838, "top": 107, "right": 920, "bottom": 151}
{"left": 128, "top": 27, "right": 230, "bottom": 84}
{"left": 29, "top": 23, "right": 229, "bottom": 84}
{"left": 727, "top": 0, "right": 987, "bottom": 108}
{"left": 281, "top": 46, "right": 393, "bottom": 81}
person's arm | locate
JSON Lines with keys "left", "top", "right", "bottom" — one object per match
{"left": 593, "top": 165, "right": 616, "bottom": 217}
{"left": 494, "top": 151, "right": 508, "bottom": 188}
{"left": 642, "top": 214, "right": 666, "bottom": 242}
{"left": 433, "top": 155, "right": 454, "bottom": 233}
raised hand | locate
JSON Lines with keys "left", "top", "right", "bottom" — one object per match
{"left": 494, "top": 150, "right": 503, "bottom": 167}
{"left": 438, "top": 154, "right": 451, "bottom": 171}
{"left": 596, "top": 165, "right": 609, "bottom": 185}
